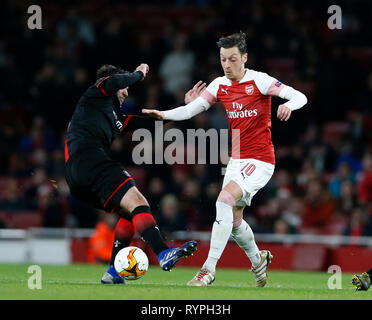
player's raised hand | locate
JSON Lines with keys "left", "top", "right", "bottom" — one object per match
{"left": 135, "top": 63, "right": 149, "bottom": 78}
{"left": 185, "top": 80, "right": 206, "bottom": 104}
{"left": 277, "top": 104, "right": 292, "bottom": 121}
{"left": 142, "top": 108, "right": 165, "bottom": 120}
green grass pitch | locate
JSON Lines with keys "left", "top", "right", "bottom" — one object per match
{"left": 0, "top": 263, "right": 370, "bottom": 300}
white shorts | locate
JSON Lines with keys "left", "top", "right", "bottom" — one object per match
{"left": 222, "top": 158, "right": 275, "bottom": 207}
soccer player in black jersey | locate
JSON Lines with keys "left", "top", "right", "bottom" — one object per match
{"left": 65, "top": 63, "right": 197, "bottom": 284}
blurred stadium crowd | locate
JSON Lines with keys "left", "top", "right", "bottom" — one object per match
{"left": 0, "top": 0, "right": 371, "bottom": 239}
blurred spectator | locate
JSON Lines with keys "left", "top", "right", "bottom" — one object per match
{"left": 296, "top": 159, "right": 319, "bottom": 193}
{"left": 255, "top": 198, "right": 282, "bottom": 233}
{"left": 87, "top": 212, "right": 118, "bottom": 264}
{"left": 159, "top": 33, "right": 195, "bottom": 95}
{"left": 157, "top": 194, "right": 187, "bottom": 233}
{"left": 343, "top": 207, "right": 372, "bottom": 237}
{"left": 56, "top": 8, "right": 96, "bottom": 48}
{"left": 274, "top": 219, "right": 290, "bottom": 235}
{"left": 276, "top": 145, "right": 304, "bottom": 173}
{"left": 0, "top": 105, "right": 23, "bottom": 175}
{"left": 145, "top": 176, "right": 167, "bottom": 213}
{"left": 179, "top": 179, "right": 202, "bottom": 229}
{"left": 357, "top": 152, "right": 372, "bottom": 204}
{"left": 336, "top": 180, "right": 358, "bottom": 216}
{"left": 300, "top": 179, "right": 335, "bottom": 233}
{"left": 0, "top": 177, "right": 27, "bottom": 211}
{"left": 281, "top": 197, "right": 303, "bottom": 234}
{"left": 328, "top": 162, "right": 355, "bottom": 198}
{"left": 24, "top": 167, "right": 48, "bottom": 210}
{"left": 170, "top": 164, "right": 190, "bottom": 195}
{"left": 19, "top": 116, "right": 55, "bottom": 153}
{"left": 142, "top": 83, "right": 176, "bottom": 111}
{"left": 49, "top": 150, "right": 65, "bottom": 178}
{"left": 68, "top": 196, "right": 99, "bottom": 228}
{"left": 357, "top": 152, "right": 372, "bottom": 218}
{"left": 334, "top": 139, "right": 363, "bottom": 174}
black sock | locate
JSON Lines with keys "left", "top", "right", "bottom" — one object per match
{"left": 109, "top": 239, "right": 131, "bottom": 266}
{"left": 131, "top": 205, "right": 169, "bottom": 255}
{"left": 140, "top": 226, "right": 169, "bottom": 255}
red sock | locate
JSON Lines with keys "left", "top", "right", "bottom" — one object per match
{"left": 109, "top": 217, "right": 135, "bottom": 265}
{"left": 131, "top": 206, "right": 168, "bottom": 255}
{"left": 115, "top": 217, "right": 135, "bottom": 242}
{"left": 131, "top": 206, "right": 157, "bottom": 234}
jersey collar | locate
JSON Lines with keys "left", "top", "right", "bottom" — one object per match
{"left": 223, "top": 69, "right": 250, "bottom": 85}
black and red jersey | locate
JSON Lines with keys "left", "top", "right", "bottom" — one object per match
{"left": 65, "top": 71, "right": 144, "bottom": 160}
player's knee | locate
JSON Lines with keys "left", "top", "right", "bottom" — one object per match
{"left": 222, "top": 180, "right": 243, "bottom": 202}
{"left": 233, "top": 217, "right": 242, "bottom": 228}
{"left": 215, "top": 191, "right": 235, "bottom": 226}
{"left": 216, "top": 189, "right": 236, "bottom": 207}
{"left": 120, "top": 186, "right": 149, "bottom": 213}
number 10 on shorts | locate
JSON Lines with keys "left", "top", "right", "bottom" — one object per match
{"left": 241, "top": 162, "right": 256, "bottom": 177}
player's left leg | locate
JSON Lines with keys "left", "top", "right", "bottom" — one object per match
{"left": 231, "top": 206, "right": 261, "bottom": 266}
{"left": 231, "top": 205, "right": 273, "bottom": 287}
{"left": 101, "top": 216, "right": 135, "bottom": 284}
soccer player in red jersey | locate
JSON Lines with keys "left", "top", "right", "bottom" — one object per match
{"left": 143, "top": 31, "right": 307, "bottom": 287}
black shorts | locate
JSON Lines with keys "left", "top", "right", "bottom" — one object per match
{"left": 65, "top": 147, "right": 136, "bottom": 213}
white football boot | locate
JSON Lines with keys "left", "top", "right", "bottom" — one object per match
{"left": 187, "top": 268, "right": 215, "bottom": 286}
{"left": 251, "top": 250, "right": 273, "bottom": 287}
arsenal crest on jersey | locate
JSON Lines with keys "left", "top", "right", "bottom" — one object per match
{"left": 245, "top": 84, "right": 254, "bottom": 95}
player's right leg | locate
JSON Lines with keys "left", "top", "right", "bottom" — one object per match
{"left": 188, "top": 181, "right": 240, "bottom": 286}
{"left": 118, "top": 186, "right": 197, "bottom": 271}
{"left": 102, "top": 186, "right": 197, "bottom": 283}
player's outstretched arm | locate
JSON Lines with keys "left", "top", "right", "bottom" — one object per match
{"left": 142, "top": 81, "right": 210, "bottom": 121}
{"left": 99, "top": 64, "right": 149, "bottom": 95}
{"left": 141, "top": 109, "right": 165, "bottom": 120}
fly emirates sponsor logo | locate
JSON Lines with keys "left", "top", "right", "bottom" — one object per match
{"left": 227, "top": 102, "right": 258, "bottom": 119}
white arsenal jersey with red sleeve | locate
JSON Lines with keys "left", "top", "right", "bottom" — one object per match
{"left": 200, "top": 68, "right": 280, "bottom": 165}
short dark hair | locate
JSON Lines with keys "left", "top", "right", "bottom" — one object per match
{"left": 216, "top": 31, "right": 247, "bottom": 54}
{"left": 96, "top": 64, "right": 127, "bottom": 79}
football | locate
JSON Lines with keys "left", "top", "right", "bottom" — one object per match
{"left": 114, "top": 246, "right": 149, "bottom": 280}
